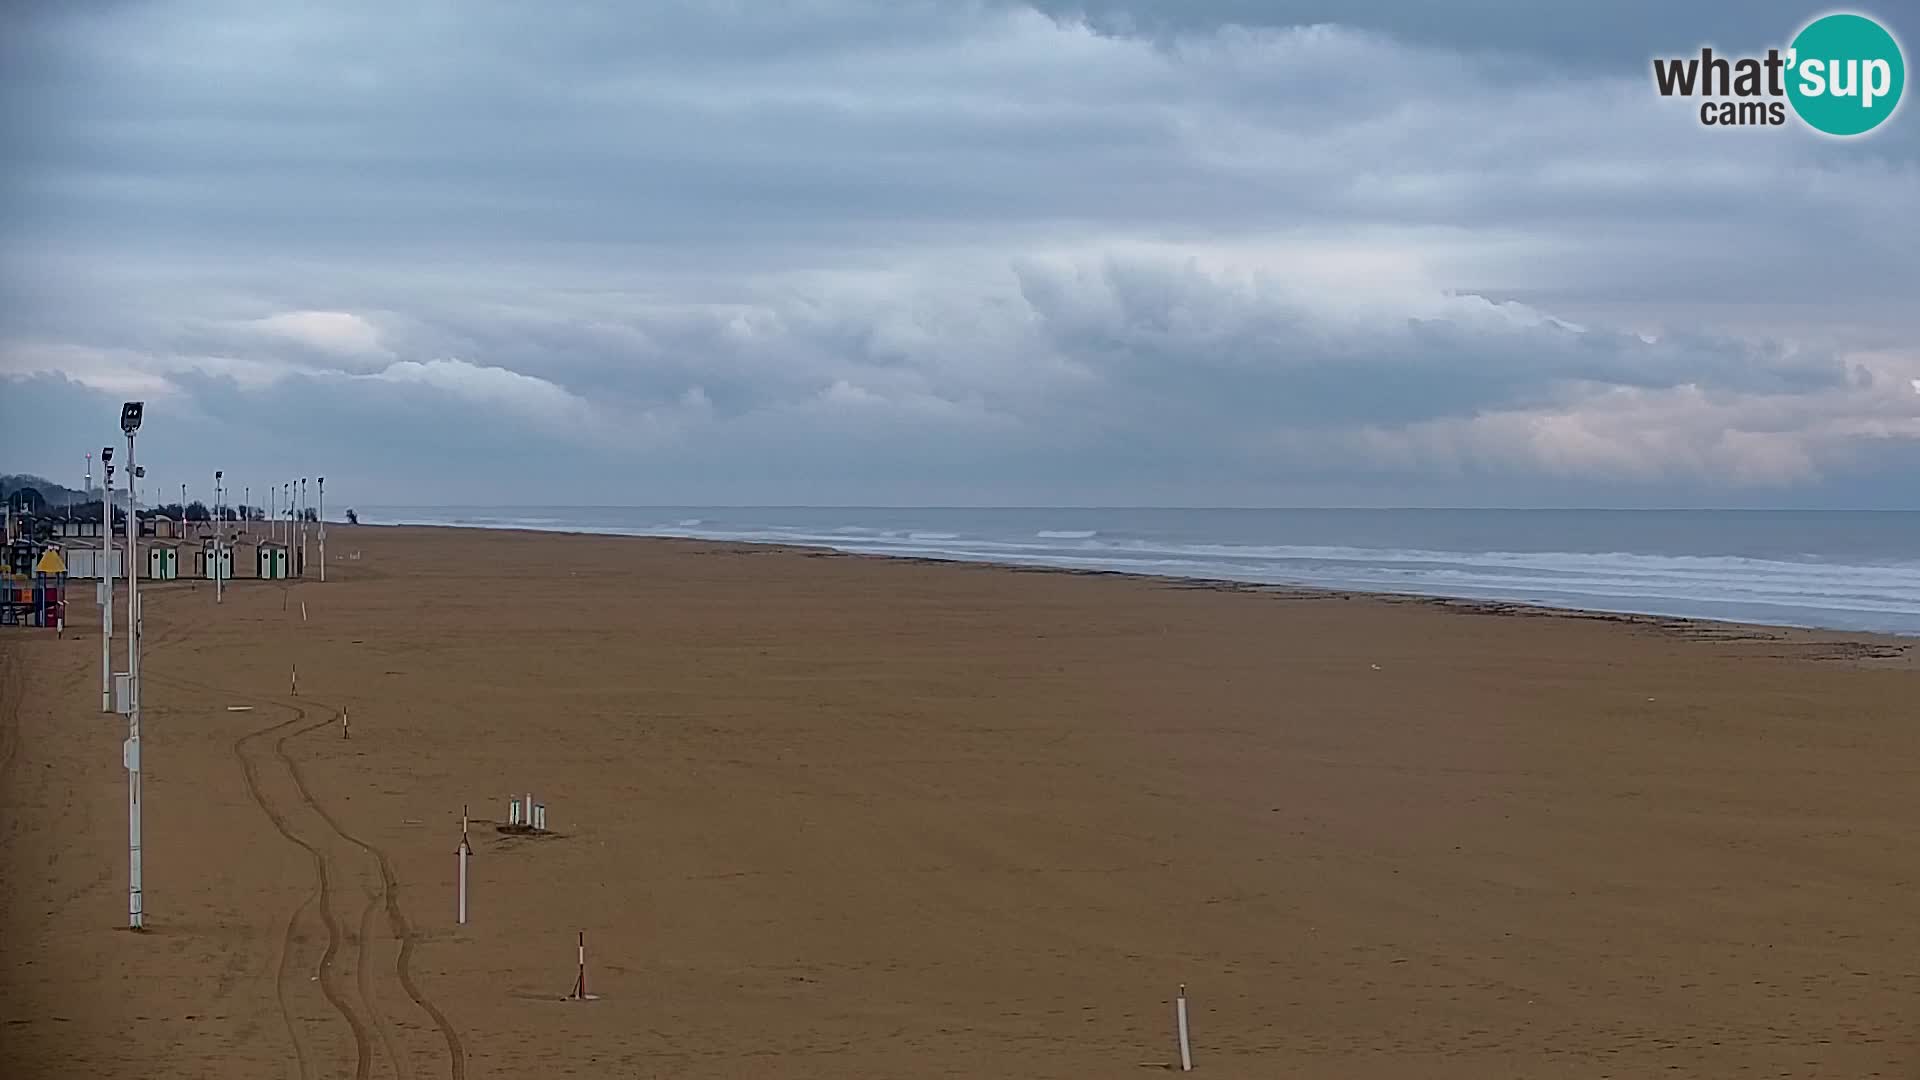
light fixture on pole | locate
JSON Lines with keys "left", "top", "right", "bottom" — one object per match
{"left": 317, "top": 477, "right": 325, "bottom": 583}
{"left": 100, "top": 446, "right": 114, "bottom": 713}
{"left": 299, "top": 478, "right": 308, "bottom": 578}
{"left": 119, "top": 400, "right": 146, "bottom": 931}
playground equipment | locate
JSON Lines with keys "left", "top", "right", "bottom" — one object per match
{"left": 0, "top": 545, "right": 67, "bottom": 629}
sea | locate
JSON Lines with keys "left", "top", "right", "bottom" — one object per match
{"left": 358, "top": 507, "right": 1920, "bottom": 637}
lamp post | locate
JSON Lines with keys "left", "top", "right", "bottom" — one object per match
{"left": 318, "top": 477, "right": 325, "bottom": 583}
{"left": 214, "top": 470, "right": 224, "bottom": 603}
{"left": 299, "top": 478, "right": 308, "bottom": 578}
{"left": 120, "top": 401, "right": 146, "bottom": 931}
{"left": 100, "top": 447, "right": 113, "bottom": 713}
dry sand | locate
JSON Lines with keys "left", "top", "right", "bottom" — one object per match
{"left": 2, "top": 524, "right": 1917, "bottom": 1078}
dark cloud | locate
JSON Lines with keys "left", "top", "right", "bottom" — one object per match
{"left": 2, "top": 1, "right": 1915, "bottom": 506}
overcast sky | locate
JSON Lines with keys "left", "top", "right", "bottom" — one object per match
{"left": 2, "top": 1, "right": 1916, "bottom": 508}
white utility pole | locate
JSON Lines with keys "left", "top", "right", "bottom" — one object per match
{"left": 100, "top": 448, "right": 113, "bottom": 713}
{"left": 317, "top": 477, "right": 325, "bottom": 582}
{"left": 121, "top": 402, "right": 145, "bottom": 931}
{"left": 214, "top": 470, "right": 224, "bottom": 603}
{"left": 299, "top": 478, "right": 308, "bottom": 578}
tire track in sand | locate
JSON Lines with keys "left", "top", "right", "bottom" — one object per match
{"left": 233, "top": 707, "right": 372, "bottom": 1080}
{"left": 281, "top": 723, "right": 468, "bottom": 1080}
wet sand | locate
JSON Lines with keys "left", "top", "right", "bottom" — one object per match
{"left": 2, "top": 523, "right": 1916, "bottom": 1078}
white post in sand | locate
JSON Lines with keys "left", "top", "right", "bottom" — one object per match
{"left": 457, "top": 807, "right": 471, "bottom": 926}
{"left": 1176, "top": 984, "right": 1193, "bottom": 1072}
{"left": 318, "top": 477, "right": 325, "bottom": 583}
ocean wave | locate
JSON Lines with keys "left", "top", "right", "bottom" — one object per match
{"left": 347, "top": 508, "right": 1920, "bottom": 635}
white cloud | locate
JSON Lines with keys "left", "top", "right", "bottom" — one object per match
{"left": 243, "top": 311, "right": 388, "bottom": 357}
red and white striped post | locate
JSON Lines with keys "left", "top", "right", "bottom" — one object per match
{"left": 568, "top": 930, "right": 593, "bottom": 1000}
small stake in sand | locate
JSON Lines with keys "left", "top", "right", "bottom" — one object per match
{"left": 341, "top": 707, "right": 350, "bottom": 740}
{"left": 567, "top": 931, "right": 596, "bottom": 1000}
{"left": 456, "top": 806, "right": 471, "bottom": 925}
{"left": 1176, "top": 984, "right": 1193, "bottom": 1071}
{"left": 301, "top": 601, "right": 308, "bottom": 622}
{"left": 290, "top": 665, "right": 298, "bottom": 697}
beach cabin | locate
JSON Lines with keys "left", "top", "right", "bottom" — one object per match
{"left": 64, "top": 544, "right": 124, "bottom": 580}
{"left": 195, "top": 540, "right": 234, "bottom": 581}
{"left": 145, "top": 542, "right": 179, "bottom": 580}
{"left": 54, "top": 520, "right": 104, "bottom": 540}
{"left": 256, "top": 541, "right": 289, "bottom": 580}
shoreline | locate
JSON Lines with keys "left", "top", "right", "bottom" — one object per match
{"left": 355, "top": 520, "right": 1920, "bottom": 663}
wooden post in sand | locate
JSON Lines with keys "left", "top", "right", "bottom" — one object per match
{"left": 290, "top": 664, "right": 298, "bottom": 697}
{"left": 1176, "top": 984, "right": 1193, "bottom": 1071}
{"left": 341, "top": 707, "right": 350, "bottom": 740}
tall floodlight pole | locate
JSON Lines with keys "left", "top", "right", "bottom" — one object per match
{"left": 214, "top": 470, "right": 225, "bottom": 603}
{"left": 318, "top": 477, "right": 326, "bottom": 582}
{"left": 120, "top": 401, "right": 146, "bottom": 931}
{"left": 100, "top": 448, "right": 114, "bottom": 713}
{"left": 300, "top": 478, "right": 308, "bottom": 577}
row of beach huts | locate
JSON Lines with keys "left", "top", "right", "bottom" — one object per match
{"left": 31, "top": 516, "right": 302, "bottom": 581}
{"left": 60, "top": 536, "right": 299, "bottom": 581}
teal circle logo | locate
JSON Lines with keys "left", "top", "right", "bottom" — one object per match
{"left": 1787, "top": 13, "right": 1905, "bottom": 136}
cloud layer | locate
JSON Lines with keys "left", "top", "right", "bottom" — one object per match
{"left": 3, "top": 1, "right": 1916, "bottom": 506}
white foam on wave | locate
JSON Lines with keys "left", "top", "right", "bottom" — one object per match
{"left": 1037, "top": 530, "right": 1097, "bottom": 539}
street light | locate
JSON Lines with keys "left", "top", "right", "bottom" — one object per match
{"left": 100, "top": 446, "right": 114, "bottom": 713}
{"left": 317, "top": 477, "right": 325, "bottom": 582}
{"left": 119, "top": 400, "right": 145, "bottom": 931}
{"left": 214, "top": 470, "right": 225, "bottom": 603}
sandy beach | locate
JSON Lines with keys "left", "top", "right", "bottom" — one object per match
{"left": 2, "top": 523, "right": 1916, "bottom": 1078}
